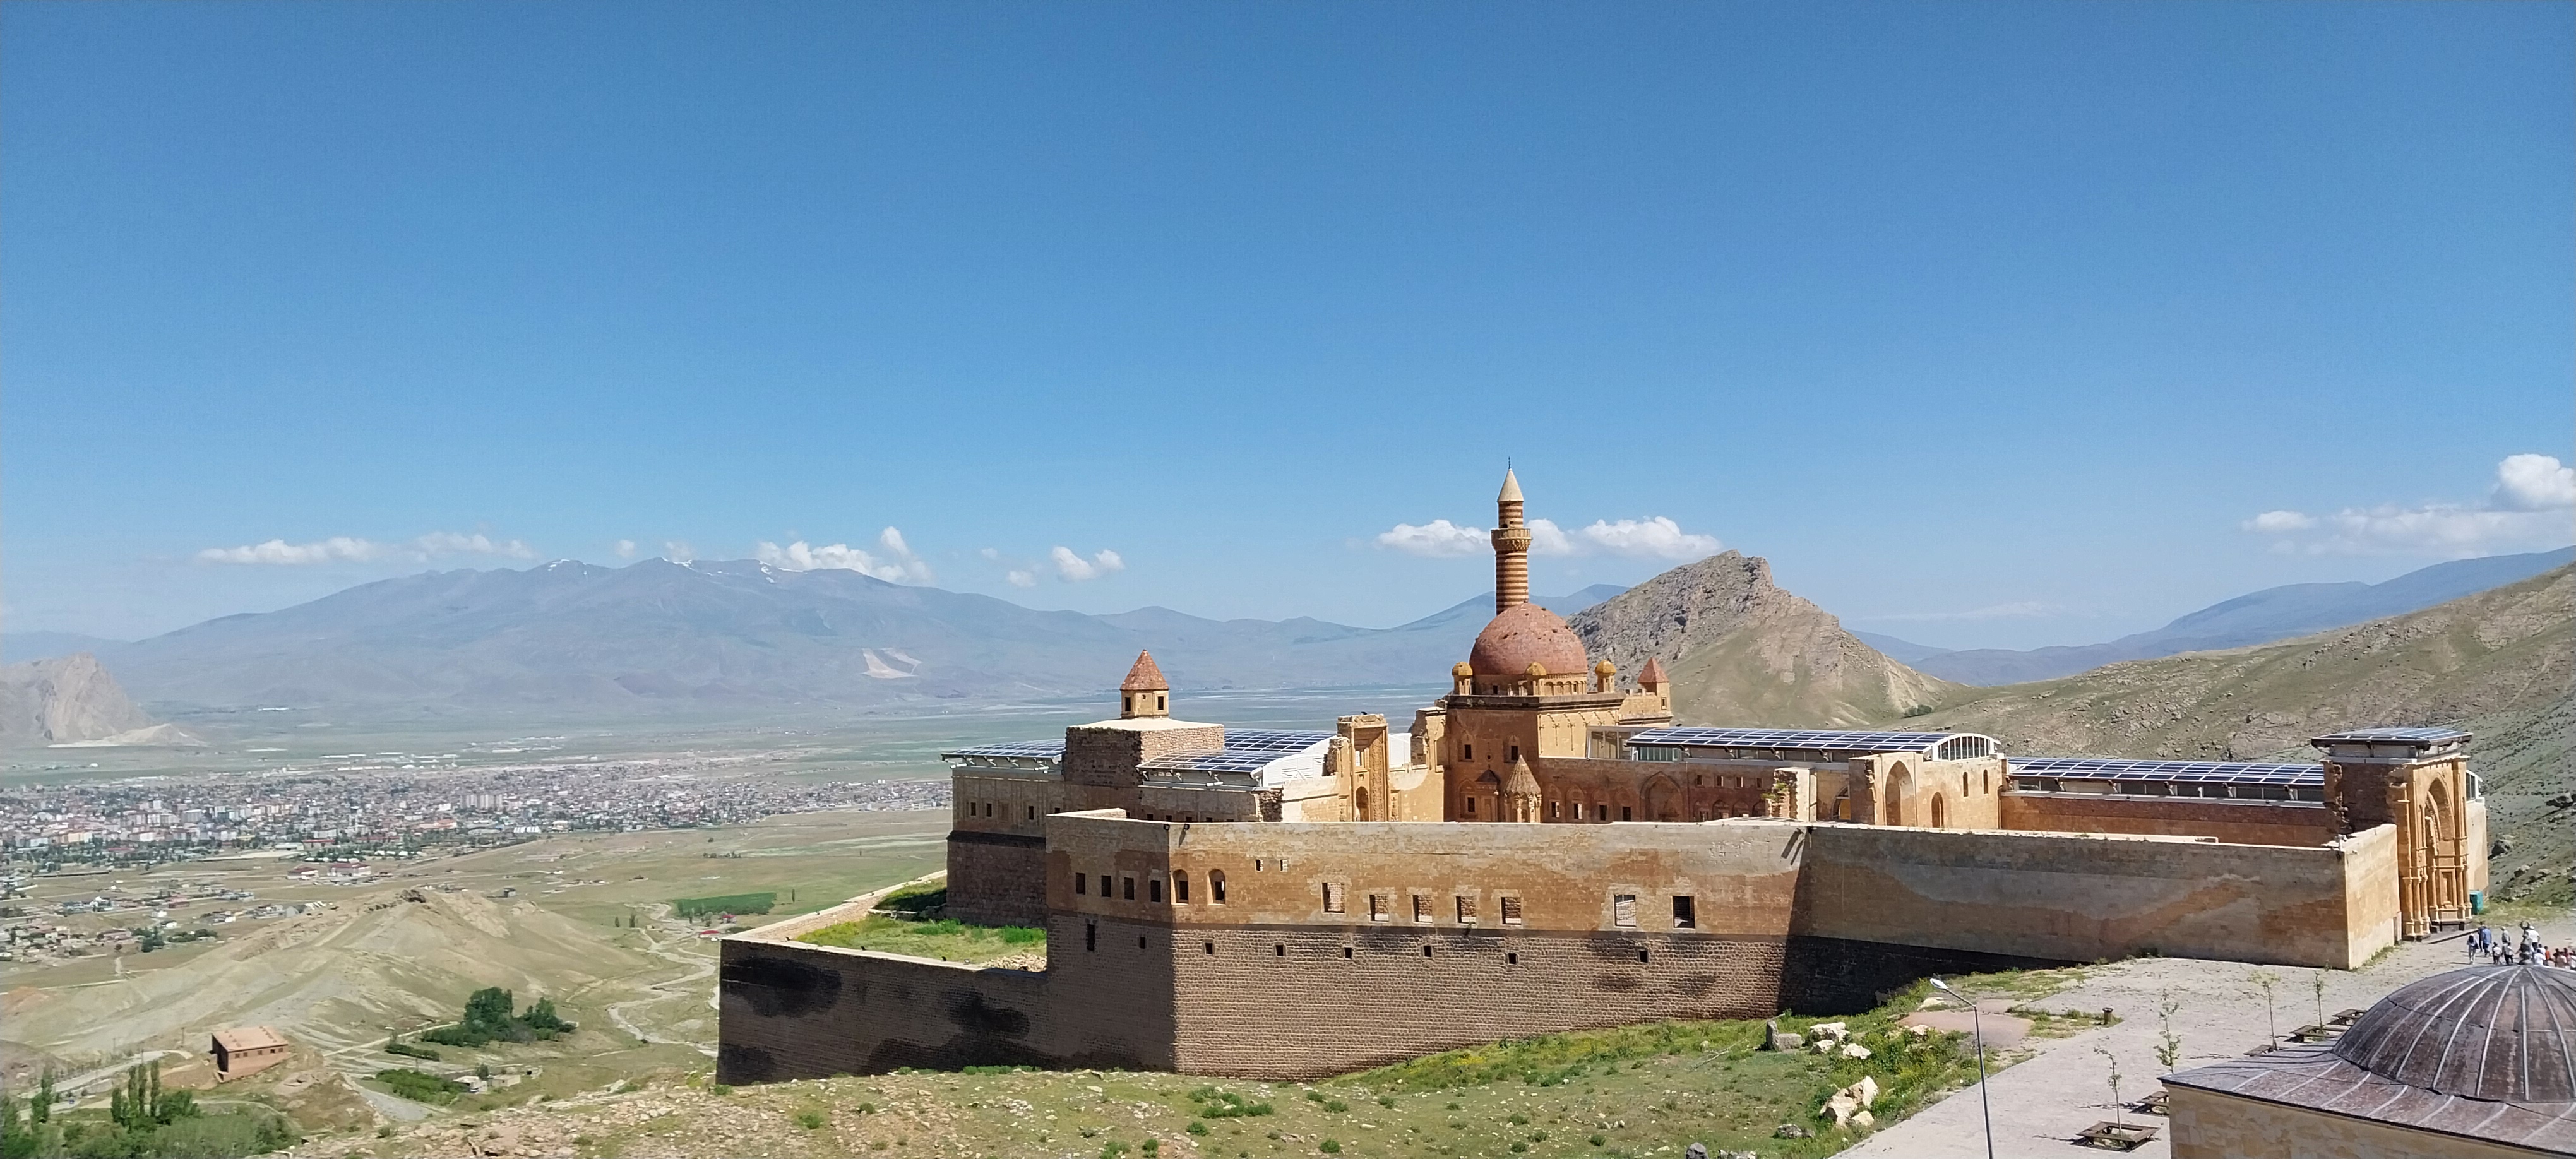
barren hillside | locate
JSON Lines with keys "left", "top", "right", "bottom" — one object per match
{"left": 0, "top": 652, "right": 155, "bottom": 745}
{"left": 1570, "top": 552, "right": 1957, "bottom": 727}
{"left": 1905, "top": 564, "right": 2572, "bottom": 760}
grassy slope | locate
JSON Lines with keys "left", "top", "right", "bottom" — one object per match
{"left": 295, "top": 987, "right": 2000, "bottom": 1159}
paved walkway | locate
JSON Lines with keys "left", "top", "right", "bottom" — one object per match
{"left": 1842, "top": 912, "right": 2576, "bottom": 1158}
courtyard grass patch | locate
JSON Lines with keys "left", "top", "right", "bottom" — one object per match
{"left": 796, "top": 914, "right": 1046, "bottom": 964}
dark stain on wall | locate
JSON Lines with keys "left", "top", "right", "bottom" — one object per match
{"left": 722, "top": 953, "right": 846, "bottom": 1017}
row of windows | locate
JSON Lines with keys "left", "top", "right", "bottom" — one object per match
{"left": 1073, "top": 869, "right": 1230, "bottom": 904}
{"left": 1079, "top": 929, "right": 1663, "bottom": 966}
{"left": 960, "top": 801, "right": 1039, "bottom": 820}
{"left": 1315, "top": 886, "right": 1698, "bottom": 930}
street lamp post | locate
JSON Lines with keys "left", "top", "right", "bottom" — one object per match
{"left": 1931, "top": 977, "right": 1995, "bottom": 1159}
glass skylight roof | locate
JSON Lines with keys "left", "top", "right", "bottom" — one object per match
{"left": 2009, "top": 757, "right": 2323, "bottom": 786}
{"left": 1623, "top": 727, "right": 1971, "bottom": 755}
{"left": 2310, "top": 727, "right": 2471, "bottom": 745}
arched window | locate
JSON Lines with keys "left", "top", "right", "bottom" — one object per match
{"left": 1209, "top": 870, "right": 1227, "bottom": 904}
{"left": 1174, "top": 872, "right": 1190, "bottom": 903}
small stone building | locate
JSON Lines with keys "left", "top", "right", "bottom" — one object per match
{"left": 210, "top": 1026, "right": 290, "bottom": 1081}
{"left": 2162, "top": 965, "right": 2576, "bottom": 1157}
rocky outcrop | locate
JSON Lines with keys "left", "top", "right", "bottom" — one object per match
{"left": 0, "top": 653, "right": 161, "bottom": 745}
{"left": 1569, "top": 552, "right": 1957, "bottom": 727}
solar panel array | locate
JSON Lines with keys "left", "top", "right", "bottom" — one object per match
{"left": 1624, "top": 727, "right": 1960, "bottom": 754}
{"left": 2311, "top": 727, "right": 2471, "bottom": 745}
{"left": 1141, "top": 730, "right": 1333, "bottom": 775}
{"left": 1140, "top": 752, "right": 1287, "bottom": 774}
{"left": 943, "top": 740, "right": 1068, "bottom": 761}
{"left": 1218, "top": 729, "right": 1337, "bottom": 752}
{"left": 2009, "top": 757, "right": 2323, "bottom": 786}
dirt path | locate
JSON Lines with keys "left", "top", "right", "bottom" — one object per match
{"left": 604, "top": 903, "right": 719, "bottom": 1057}
{"left": 51, "top": 1048, "right": 186, "bottom": 1095}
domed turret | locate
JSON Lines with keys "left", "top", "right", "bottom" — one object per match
{"left": 1468, "top": 603, "right": 1589, "bottom": 681}
{"left": 2331, "top": 965, "right": 2576, "bottom": 1103}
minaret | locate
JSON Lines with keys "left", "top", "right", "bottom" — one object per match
{"left": 1492, "top": 468, "right": 1532, "bottom": 614}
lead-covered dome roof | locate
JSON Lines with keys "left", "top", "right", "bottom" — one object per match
{"left": 1467, "top": 603, "right": 1589, "bottom": 679}
{"left": 2331, "top": 965, "right": 2576, "bottom": 1103}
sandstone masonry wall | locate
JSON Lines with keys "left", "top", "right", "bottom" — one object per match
{"left": 2000, "top": 793, "right": 2338, "bottom": 848}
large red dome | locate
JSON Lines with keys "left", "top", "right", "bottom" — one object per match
{"left": 1467, "top": 603, "right": 1590, "bottom": 678}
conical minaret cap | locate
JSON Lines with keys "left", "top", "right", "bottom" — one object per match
{"left": 1119, "top": 650, "right": 1169, "bottom": 692}
{"left": 1498, "top": 468, "right": 1524, "bottom": 504}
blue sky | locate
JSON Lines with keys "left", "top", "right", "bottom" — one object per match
{"left": 6, "top": 1, "right": 2570, "bottom": 650}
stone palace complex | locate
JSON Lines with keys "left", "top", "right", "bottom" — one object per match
{"left": 718, "top": 473, "right": 2492, "bottom": 1082}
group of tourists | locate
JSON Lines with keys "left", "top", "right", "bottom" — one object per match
{"left": 2467, "top": 922, "right": 2566, "bottom": 966}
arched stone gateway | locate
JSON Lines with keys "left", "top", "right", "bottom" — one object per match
{"left": 1645, "top": 775, "right": 1682, "bottom": 821}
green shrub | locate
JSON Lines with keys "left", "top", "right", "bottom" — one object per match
{"left": 672, "top": 893, "right": 777, "bottom": 919}
{"left": 1184, "top": 1122, "right": 1208, "bottom": 1137}
{"left": 793, "top": 1111, "right": 825, "bottom": 1130}
{"left": 373, "top": 1070, "right": 468, "bottom": 1105}
{"left": 385, "top": 1042, "right": 440, "bottom": 1061}
{"left": 1320, "top": 1141, "right": 1342, "bottom": 1155}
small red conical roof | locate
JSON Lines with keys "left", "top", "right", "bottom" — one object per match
{"left": 1638, "top": 657, "right": 1667, "bottom": 685}
{"left": 1120, "top": 650, "right": 1169, "bottom": 692}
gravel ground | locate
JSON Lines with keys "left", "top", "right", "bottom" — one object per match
{"left": 1841, "top": 909, "right": 2576, "bottom": 1158}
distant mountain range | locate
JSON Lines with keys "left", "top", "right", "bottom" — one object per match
{"left": 13, "top": 559, "right": 1625, "bottom": 717}
{"left": 1856, "top": 548, "right": 2574, "bottom": 684}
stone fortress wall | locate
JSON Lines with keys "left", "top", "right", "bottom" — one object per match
{"left": 722, "top": 807, "right": 2402, "bottom": 1081}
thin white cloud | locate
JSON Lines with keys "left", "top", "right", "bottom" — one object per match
{"left": 2242, "top": 510, "right": 2317, "bottom": 533}
{"left": 756, "top": 527, "right": 935, "bottom": 584}
{"left": 196, "top": 537, "right": 388, "bottom": 566}
{"left": 664, "top": 540, "right": 695, "bottom": 563}
{"left": 614, "top": 539, "right": 639, "bottom": 559}
{"left": 1374, "top": 514, "right": 1718, "bottom": 561}
{"left": 1570, "top": 516, "right": 1721, "bottom": 560}
{"left": 1051, "top": 546, "right": 1125, "bottom": 582}
{"left": 2244, "top": 454, "right": 2576, "bottom": 557}
{"left": 196, "top": 531, "right": 533, "bottom": 566}
{"left": 413, "top": 532, "right": 537, "bottom": 559}
{"left": 1005, "top": 569, "right": 1037, "bottom": 588}
{"left": 1376, "top": 520, "right": 1488, "bottom": 557}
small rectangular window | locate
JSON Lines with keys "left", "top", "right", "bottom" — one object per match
{"left": 1075, "top": 873, "right": 1088, "bottom": 895}
{"left": 1369, "top": 893, "right": 1390, "bottom": 922}
{"left": 1412, "top": 895, "right": 1432, "bottom": 923}
{"left": 1323, "top": 882, "right": 1346, "bottom": 913}
{"left": 1500, "top": 896, "right": 1524, "bottom": 925}
{"left": 1465, "top": 797, "right": 1476, "bottom": 815}
{"left": 1673, "top": 895, "right": 1696, "bottom": 929}
{"left": 1613, "top": 894, "right": 1638, "bottom": 927}
{"left": 1508, "top": 744, "right": 1519, "bottom": 762}
{"left": 1027, "top": 805, "right": 1035, "bottom": 819}
{"left": 1596, "top": 804, "right": 1609, "bottom": 821}
{"left": 1085, "top": 923, "right": 1097, "bottom": 952}
{"left": 1123, "top": 877, "right": 1136, "bottom": 901}
{"left": 1211, "top": 872, "right": 1227, "bottom": 903}
{"left": 1462, "top": 744, "right": 1472, "bottom": 760}
{"left": 1621, "top": 806, "right": 1633, "bottom": 822}
{"left": 1176, "top": 874, "right": 1190, "bottom": 903}
{"left": 1456, "top": 896, "right": 1477, "bottom": 924}
{"left": 1149, "top": 879, "right": 1164, "bottom": 903}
